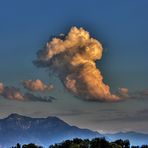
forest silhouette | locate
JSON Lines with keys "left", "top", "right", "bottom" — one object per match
{"left": 11, "top": 137, "right": 148, "bottom": 148}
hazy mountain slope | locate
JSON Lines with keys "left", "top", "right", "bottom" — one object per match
{"left": 0, "top": 114, "right": 101, "bottom": 148}
{"left": 105, "top": 131, "right": 148, "bottom": 146}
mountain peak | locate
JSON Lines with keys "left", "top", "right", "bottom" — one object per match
{"left": 7, "top": 113, "right": 24, "bottom": 118}
{"left": 5, "top": 113, "right": 31, "bottom": 120}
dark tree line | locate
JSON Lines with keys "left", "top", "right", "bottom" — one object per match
{"left": 11, "top": 138, "right": 148, "bottom": 148}
{"left": 49, "top": 138, "right": 129, "bottom": 148}
{"left": 11, "top": 143, "right": 43, "bottom": 148}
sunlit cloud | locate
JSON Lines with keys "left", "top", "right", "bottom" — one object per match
{"left": 0, "top": 82, "right": 4, "bottom": 93}
{"left": 116, "top": 87, "right": 148, "bottom": 100}
{"left": 0, "top": 82, "right": 54, "bottom": 102}
{"left": 22, "top": 79, "right": 53, "bottom": 92}
{"left": 34, "top": 27, "right": 120, "bottom": 102}
{"left": 1, "top": 86, "right": 24, "bottom": 101}
{"left": 117, "top": 88, "right": 129, "bottom": 98}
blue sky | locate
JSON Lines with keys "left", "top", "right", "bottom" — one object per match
{"left": 0, "top": 0, "right": 148, "bottom": 133}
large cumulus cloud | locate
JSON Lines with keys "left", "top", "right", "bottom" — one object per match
{"left": 34, "top": 27, "right": 119, "bottom": 102}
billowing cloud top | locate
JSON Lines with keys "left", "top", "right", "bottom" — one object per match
{"left": 34, "top": 27, "right": 119, "bottom": 102}
{"left": 22, "top": 79, "right": 53, "bottom": 92}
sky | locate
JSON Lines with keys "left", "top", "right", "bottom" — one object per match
{"left": 0, "top": 0, "right": 148, "bottom": 133}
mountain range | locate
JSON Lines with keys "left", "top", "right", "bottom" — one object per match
{"left": 0, "top": 113, "right": 100, "bottom": 148}
{"left": 0, "top": 114, "right": 147, "bottom": 147}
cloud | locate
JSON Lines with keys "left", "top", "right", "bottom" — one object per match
{"left": 135, "top": 89, "right": 148, "bottom": 99}
{"left": 0, "top": 82, "right": 54, "bottom": 102}
{"left": 140, "top": 89, "right": 148, "bottom": 96}
{"left": 117, "top": 88, "right": 129, "bottom": 98}
{"left": 23, "top": 93, "right": 55, "bottom": 102}
{"left": 34, "top": 27, "right": 120, "bottom": 102}
{"left": 133, "top": 89, "right": 148, "bottom": 99}
{"left": 0, "top": 82, "right": 4, "bottom": 93}
{"left": 1, "top": 86, "right": 24, "bottom": 101}
{"left": 22, "top": 79, "right": 53, "bottom": 92}
{"left": 115, "top": 87, "right": 148, "bottom": 101}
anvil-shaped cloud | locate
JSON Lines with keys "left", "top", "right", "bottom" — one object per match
{"left": 34, "top": 27, "right": 120, "bottom": 102}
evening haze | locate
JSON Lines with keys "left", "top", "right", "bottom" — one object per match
{"left": 0, "top": 0, "right": 148, "bottom": 134}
